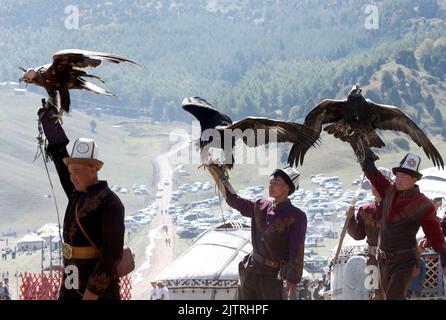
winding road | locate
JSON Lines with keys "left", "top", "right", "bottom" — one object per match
{"left": 131, "top": 131, "right": 191, "bottom": 299}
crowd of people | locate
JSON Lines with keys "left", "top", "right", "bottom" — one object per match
{"left": 149, "top": 281, "right": 170, "bottom": 300}
{"left": 297, "top": 278, "right": 331, "bottom": 300}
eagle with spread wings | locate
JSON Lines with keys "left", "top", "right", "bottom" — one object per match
{"left": 294, "top": 85, "right": 444, "bottom": 168}
{"left": 182, "top": 96, "right": 320, "bottom": 169}
{"left": 19, "top": 49, "right": 140, "bottom": 121}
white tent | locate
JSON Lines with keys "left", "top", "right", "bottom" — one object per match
{"left": 37, "top": 223, "right": 60, "bottom": 236}
{"left": 157, "top": 222, "right": 311, "bottom": 300}
{"left": 36, "top": 223, "right": 61, "bottom": 247}
{"left": 17, "top": 233, "right": 46, "bottom": 251}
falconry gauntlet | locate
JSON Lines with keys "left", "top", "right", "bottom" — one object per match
{"left": 37, "top": 101, "right": 69, "bottom": 148}
{"left": 348, "top": 133, "right": 379, "bottom": 164}
{"left": 205, "top": 163, "right": 236, "bottom": 199}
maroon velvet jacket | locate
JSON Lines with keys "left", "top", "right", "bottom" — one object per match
{"left": 362, "top": 157, "right": 446, "bottom": 267}
{"left": 226, "top": 193, "right": 307, "bottom": 284}
{"left": 347, "top": 202, "right": 382, "bottom": 247}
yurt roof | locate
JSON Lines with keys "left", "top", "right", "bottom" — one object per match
{"left": 158, "top": 223, "right": 252, "bottom": 287}
{"left": 17, "top": 233, "right": 45, "bottom": 243}
{"left": 37, "top": 223, "right": 61, "bottom": 238}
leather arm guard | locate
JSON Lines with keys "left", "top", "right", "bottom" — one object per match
{"left": 205, "top": 163, "right": 236, "bottom": 199}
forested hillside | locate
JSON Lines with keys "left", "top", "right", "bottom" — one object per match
{"left": 0, "top": 0, "right": 445, "bottom": 133}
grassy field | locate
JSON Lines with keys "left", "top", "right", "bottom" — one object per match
{"left": 0, "top": 88, "right": 174, "bottom": 234}
{"left": 0, "top": 88, "right": 178, "bottom": 297}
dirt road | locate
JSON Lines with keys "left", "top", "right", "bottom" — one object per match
{"left": 131, "top": 132, "right": 191, "bottom": 299}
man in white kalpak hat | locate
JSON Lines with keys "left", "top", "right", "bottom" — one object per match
{"left": 207, "top": 164, "right": 307, "bottom": 300}
{"left": 38, "top": 101, "right": 125, "bottom": 300}
{"left": 350, "top": 142, "right": 446, "bottom": 300}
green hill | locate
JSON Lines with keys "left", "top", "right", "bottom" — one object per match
{"left": 0, "top": 88, "right": 171, "bottom": 234}
{"left": 0, "top": 0, "right": 445, "bottom": 128}
{"left": 1, "top": 0, "right": 446, "bottom": 233}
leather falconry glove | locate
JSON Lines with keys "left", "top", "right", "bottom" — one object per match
{"left": 205, "top": 162, "right": 236, "bottom": 200}
{"left": 347, "top": 133, "right": 379, "bottom": 164}
{"left": 37, "top": 99, "right": 69, "bottom": 149}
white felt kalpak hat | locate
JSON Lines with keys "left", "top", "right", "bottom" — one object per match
{"left": 271, "top": 166, "right": 300, "bottom": 195}
{"left": 392, "top": 153, "right": 422, "bottom": 180}
{"left": 63, "top": 138, "right": 104, "bottom": 171}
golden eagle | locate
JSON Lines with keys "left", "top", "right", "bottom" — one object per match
{"left": 182, "top": 96, "right": 320, "bottom": 169}
{"left": 295, "top": 85, "right": 444, "bottom": 168}
{"left": 19, "top": 49, "right": 140, "bottom": 120}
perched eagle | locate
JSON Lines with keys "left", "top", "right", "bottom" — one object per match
{"left": 182, "top": 96, "right": 320, "bottom": 169}
{"left": 295, "top": 85, "right": 444, "bottom": 168}
{"left": 19, "top": 49, "right": 139, "bottom": 120}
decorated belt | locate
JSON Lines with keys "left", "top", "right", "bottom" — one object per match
{"left": 376, "top": 247, "right": 415, "bottom": 260}
{"left": 252, "top": 252, "right": 280, "bottom": 269}
{"left": 62, "top": 242, "right": 100, "bottom": 260}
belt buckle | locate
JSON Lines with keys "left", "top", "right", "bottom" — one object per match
{"left": 62, "top": 242, "right": 72, "bottom": 260}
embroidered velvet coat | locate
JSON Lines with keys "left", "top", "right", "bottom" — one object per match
{"left": 48, "top": 144, "right": 125, "bottom": 299}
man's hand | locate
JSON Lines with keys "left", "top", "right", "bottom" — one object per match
{"left": 82, "top": 289, "right": 99, "bottom": 300}
{"left": 347, "top": 134, "right": 379, "bottom": 163}
{"left": 37, "top": 101, "right": 69, "bottom": 147}
{"left": 418, "top": 238, "right": 430, "bottom": 252}
{"left": 205, "top": 163, "right": 236, "bottom": 199}
{"left": 286, "top": 282, "right": 297, "bottom": 300}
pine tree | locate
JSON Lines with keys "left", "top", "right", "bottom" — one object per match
{"left": 396, "top": 67, "right": 405, "bottom": 81}
{"left": 425, "top": 94, "right": 435, "bottom": 113}
{"left": 388, "top": 87, "right": 402, "bottom": 106}
{"left": 433, "top": 108, "right": 444, "bottom": 126}
{"left": 381, "top": 71, "right": 393, "bottom": 94}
